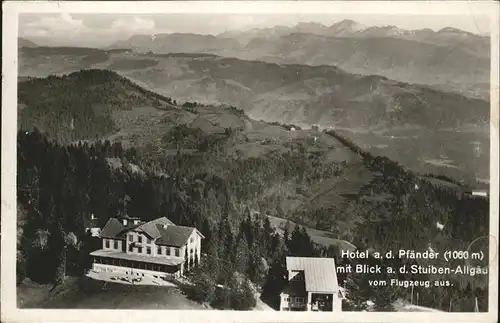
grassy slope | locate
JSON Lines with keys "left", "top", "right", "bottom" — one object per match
{"left": 18, "top": 277, "right": 207, "bottom": 309}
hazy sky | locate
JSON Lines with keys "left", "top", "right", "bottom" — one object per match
{"left": 19, "top": 13, "right": 490, "bottom": 48}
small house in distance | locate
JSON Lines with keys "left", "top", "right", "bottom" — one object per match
{"left": 89, "top": 215, "right": 204, "bottom": 281}
{"left": 470, "top": 190, "right": 488, "bottom": 198}
{"left": 280, "top": 257, "right": 343, "bottom": 312}
{"left": 84, "top": 214, "right": 101, "bottom": 237}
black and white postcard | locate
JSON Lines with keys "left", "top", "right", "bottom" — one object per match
{"left": 1, "top": 1, "right": 499, "bottom": 323}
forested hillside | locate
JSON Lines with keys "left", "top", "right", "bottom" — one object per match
{"left": 17, "top": 127, "right": 489, "bottom": 311}
{"left": 16, "top": 70, "right": 489, "bottom": 312}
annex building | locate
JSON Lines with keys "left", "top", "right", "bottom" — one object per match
{"left": 280, "top": 256, "right": 344, "bottom": 311}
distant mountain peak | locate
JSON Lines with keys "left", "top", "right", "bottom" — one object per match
{"left": 437, "top": 27, "right": 474, "bottom": 36}
{"left": 329, "top": 19, "right": 368, "bottom": 35}
{"left": 296, "top": 21, "right": 327, "bottom": 28}
{"left": 332, "top": 19, "right": 365, "bottom": 29}
{"left": 18, "top": 37, "right": 38, "bottom": 48}
{"left": 336, "top": 19, "right": 357, "bottom": 25}
{"left": 354, "top": 24, "right": 409, "bottom": 37}
{"left": 292, "top": 22, "right": 329, "bottom": 34}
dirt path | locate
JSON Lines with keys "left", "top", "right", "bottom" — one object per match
{"left": 253, "top": 292, "right": 276, "bottom": 311}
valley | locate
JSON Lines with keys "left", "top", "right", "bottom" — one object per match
{"left": 107, "top": 20, "right": 490, "bottom": 100}
{"left": 335, "top": 128, "right": 490, "bottom": 188}
{"left": 18, "top": 46, "right": 490, "bottom": 188}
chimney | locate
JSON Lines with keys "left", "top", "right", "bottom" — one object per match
{"left": 133, "top": 219, "right": 140, "bottom": 225}
{"left": 122, "top": 218, "right": 128, "bottom": 226}
{"left": 163, "top": 224, "right": 168, "bottom": 229}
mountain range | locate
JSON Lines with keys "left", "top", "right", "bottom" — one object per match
{"left": 20, "top": 19, "right": 490, "bottom": 102}
{"left": 105, "top": 20, "right": 489, "bottom": 100}
{"left": 18, "top": 46, "right": 490, "bottom": 185}
{"left": 16, "top": 20, "right": 491, "bottom": 184}
{"left": 18, "top": 47, "right": 489, "bottom": 131}
{"left": 218, "top": 20, "right": 487, "bottom": 51}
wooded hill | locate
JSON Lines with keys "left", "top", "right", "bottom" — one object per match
{"left": 16, "top": 70, "right": 489, "bottom": 311}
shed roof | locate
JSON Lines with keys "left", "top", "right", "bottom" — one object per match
{"left": 286, "top": 257, "right": 339, "bottom": 293}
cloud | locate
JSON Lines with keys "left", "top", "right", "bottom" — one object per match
{"left": 109, "top": 16, "right": 156, "bottom": 34}
{"left": 20, "top": 14, "right": 160, "bottom": 45}
{"left": 18, "top": 13, "right": 489, "bottom": 48}
{"left": 22, "top": 13, "right": 89, "bottom": 38}
{"left": 19, "top": 14, "right": 162, "bottom": 46}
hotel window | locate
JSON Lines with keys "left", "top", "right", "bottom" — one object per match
{"left": 147, "top": 237, "right": 152, "bottom": 244}
{"left": 114, "top": 240, "right": 119, "bottom": 249}
{"left": 147, "top": 247, "right": 151, "bottom": 255}
{"left": 166, "top": 248, "right": 171, "bottom": 256}
{"left": 129, "top": 244, "right": 133, "bottom": 252}
{"left": 105, "top": 239, "right": 110, "bottom": 248}
{"left": 285, "top": 297, "right": 290, "bottom": 302}
{"left": 128, "top": 234, "right": 133, "bottom": 242}
{"left": 190, "top": 237, "right": 194, "bottom": 243}
{"left": 138, "top": 236, "right": 142, "bottom": 243}
{"left": 138, "top": 247, "right": 143, "bottom": 253}
{"left": 175, "top": 248, "right": 180, "bottom": 257}
{"left": 157, "top": 247, "right": 162, "bottom": 255}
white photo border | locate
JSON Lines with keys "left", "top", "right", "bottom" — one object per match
{"left": 2, "top": 1, "right": 499, "bottom": 323}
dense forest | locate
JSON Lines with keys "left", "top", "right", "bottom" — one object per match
{"left": 16, "top": 125, "right": 489, "bottom": 312}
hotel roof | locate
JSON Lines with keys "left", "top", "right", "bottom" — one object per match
{"left": 99, "top": 216, "right": 203, "bottom": 246}
{"left": 286, "top": 257, "right": 339, "bottom": 293}
{"left": 100, "top": 218, "right": 136, "bottom": 239}
{"left": 138, "top": 217, "right": 175, "bottom": 239}
{"left": 156, "top": 224, "right": 196, "bottom": 247}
